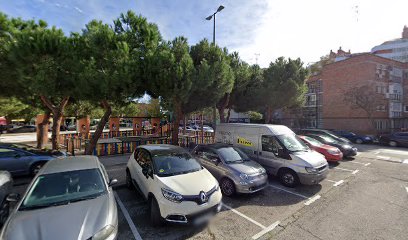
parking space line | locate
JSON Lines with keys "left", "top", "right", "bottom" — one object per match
{"left": 327, "top": 179, "right": 344, "bottom": 186}
{"left": 268, "top": 184, "right": 308, "bottom": 199}
{"left": 377, "top": 156, "right": 391, "bottom": 160}
{"left": 251, "top": 221, "right": 280, "bottom": 240}
{"left": 114, "top": 192, "right": 143, "bottom": 240}
{"left": 331, "top": 166, "right": 355, "bottom": 172}
{"left": 304, "top": 195, "right": 321, "bottom": 205}
{"left": 346, "top": 161, "right": 371, "bottom": 166}
{"left": 222, "top": 203, "right": 266, "bottom": 229}
{"left": 403, "top": 160, "right": 408, "bottom": 164}
{"left": 351, "top": 170, "right": 359, "bottom": 174}
{"left": 405, "top": 187, "right": 408, "bottom": 194}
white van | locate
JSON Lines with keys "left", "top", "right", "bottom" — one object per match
{"left": 215, "top": 123, "right": 328, "bottom": 187}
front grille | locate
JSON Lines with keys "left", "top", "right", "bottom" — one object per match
{"left": 318, "top": 165, "right": 327, "bottom": 172}
{"left": 182, "top": 186, "right": 217, "bottom": 205}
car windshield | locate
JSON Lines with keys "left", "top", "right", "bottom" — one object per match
{"left": 152, "top": 152, "right": 202, "bottom": 177}
{"left": 277, "top": 134, "right": 309, "bottom": 152}
{"left": 20, "top": 169, "right": 106, "bottom": 210}
{"left": 304, "top": 136, "right": 323, "bottom": 146}
{"left": 10, "top": 143, "right": 36, "bottom": 151}
{"left": 216, "top": 147, "right": 249, "bottom": 164}
{"left": 319, "top": 135, "right": 338, "bottom": 144}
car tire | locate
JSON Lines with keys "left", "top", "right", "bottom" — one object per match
{"left": 389, "top": 141, "right": 398, "bottom": 147}
{"left": 220, "top": 178, "right": 236, "bottom": 197}
{"left": 355, "top": 139, "right": 363, "bottom": 144}
{"left": 0, "top": 201, "right": 9, "bottom": 226}
{"left": 30, "top": 162, "right": 45, "bottom": 176}
{"left": 126, "top": 169, "right": 133, "bottom": 189}
{"left": 150, "top": 197, "right": 163, "bottom": 227}
{"left": 279, "top": 169, "right": 299, "bottom": 188}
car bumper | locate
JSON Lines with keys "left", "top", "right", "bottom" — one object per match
{"left": 235, "top": 174, "right": 268, "bottom": 194}
{"left": 342, "top": 148, "right": 357, "bottom": 157}
{"left": 298, "top": 169, "right": 328, "bottom": 185}
{"left": 158, "top": 190, "right": 222, "bottom": 224}
{"left": 325, "top": 153, "right": 343, "bottom": 162}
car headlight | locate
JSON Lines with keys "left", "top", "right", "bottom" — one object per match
{"left": 240, "top": 173, "right": 249, "bottom": 180}
{"left": 343, "top": 145, "right": 351, "bottom": 149}
{"left": 259, "top": 168, "right": 266, "bottom": 174}
{"left": 92, "top": 225, "right": 115, "bottom": 240}
{"left": 161, "top": 188, "right": 183, "bottom": 203}
{"left": 327, "top": 149, "right": 339, "bottom": 154}
{"left": 365, "top": 137, "right": 371, "bottom": 140}
{"left": 305, "top": 167, "right": 319, "bottom": 173}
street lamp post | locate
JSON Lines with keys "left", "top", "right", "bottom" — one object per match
{"left": 206, "top": 5, "right": 225, "bottom": 132}
{"left": 206, "top": 5, "right": 224, "bottom": 45}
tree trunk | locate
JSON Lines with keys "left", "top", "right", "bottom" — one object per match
{"left": 217, "top": 93, "right": 230, "bottom": 123}
{"left": 85, "top": 100, "right": 112, "bottom": 155}
{"left": 40, "top": 96, "right": 69, "bottom": 150}
{"left": 226, "top": 108, "right": 231, "bottom": 123}
{"left": 37, "top": 112, "right": 50, "bottom": 149}
{"left": 265, "top": 106, "right": 272, "bottom": 124}
{"left": 172, "top": 102, "right": 183, "bottom": 146}
{"left": 212, "top": 106, "right": 217, "bottom": 130}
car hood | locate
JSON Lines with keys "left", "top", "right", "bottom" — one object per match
{"left": 320, "top": 144, "right": 340, "bottom": 152}
{"left": 158, "top": 169, "right": 217, "bottom": 195}
{"left": 291, "top": 150, "right": 327, "bottom": 167}
{"left": 227, "top": 160, "right": 264, "bottom": 176}
{"left": 1, "top": 193, "right": 115, "bottom": 240}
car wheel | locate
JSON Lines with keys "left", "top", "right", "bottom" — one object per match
{"left": 355, "top": 139, "right": 363, "bottom": 144}
{"left": 126, "top": 170, "right": 133, "bottom": 189}
{"left": 389, "top": 141, "right": 398, "bottom": 147}
{"left": 30, "top": 162, "right": 45, "bottom": 176}
{"left": 0, "top": 201, "right": 9, "bottom": 226}
{"left": 220, "top": 178, "right": 236, "bottom": 197}
{"left": 279, "top": 169, "right": 299, "bottom": 188}
{"left": 150, "top": 197, "right": 163, "bottom": 227}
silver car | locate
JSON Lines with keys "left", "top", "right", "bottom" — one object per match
{"left": 192, "top": 144, "right": 268, "bottom": 196}
{"left": 0, "top": 156, "right": 118, "bottom": 240}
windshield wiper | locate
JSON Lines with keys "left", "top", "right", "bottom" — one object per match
{"left": 20, "top": 201, "right": 70, "bottom": 211}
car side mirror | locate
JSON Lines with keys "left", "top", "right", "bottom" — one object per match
{"left": 109, "top": 179, "right": 118, "bottom": 187}
{"left": 6, "top": 193, "right": 20, "bottom": 202}
{"left": 142, "top": 167, "right": 153, "bottom": 179}
{"left": 210, "top": 156, "right": 221, "bottom": 165}
{"left": 277, "top": 149, "right": 290, "bottom": 160}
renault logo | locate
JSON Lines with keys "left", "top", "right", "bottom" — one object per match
{"left": 199, "top": 191, "right": 207, "bottom": 203}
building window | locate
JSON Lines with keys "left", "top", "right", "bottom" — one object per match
{"left": 405, "top": 106, "right": 408, "bottom": 112}
{"left": 376, "top": 105, "right": 386, "bottom": 112}
{"left": 375, "top": 120, "right": 387, "bottom": 130}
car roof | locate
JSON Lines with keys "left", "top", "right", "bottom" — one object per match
{"left": 39, "top": 155, "right": 100, "bottom": 175}
{"left": 198, "top": 143, "right": 232, "bottom": 149}
{"left": 138, "top": 144, "right": 187, "bottom": 155}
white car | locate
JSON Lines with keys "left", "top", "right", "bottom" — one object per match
{"left": 126, "top": 144, "right": 222, "bottom": 226}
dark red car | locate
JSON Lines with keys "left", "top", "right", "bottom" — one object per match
{"left": 298, "top": 135, "right": 343, "bottom": 162}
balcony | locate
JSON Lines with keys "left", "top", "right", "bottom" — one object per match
{"left": 390, "top": 75, "right": 402, "bottom": 83}
{"left": 389, "top": 93, "right": 402, "bottom": 101}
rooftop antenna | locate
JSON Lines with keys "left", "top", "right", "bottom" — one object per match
{"left": 254, "top": 53, "right": 260, "bottom": 65}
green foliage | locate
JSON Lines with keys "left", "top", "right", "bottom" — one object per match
{"left": 247, "top": 111, "right": 263, "bottom": 121}
{"left": 262, "top": 57, "right": 309, "bottom": 111}
{"left": 233, "top": 64, "right": 264, "bottom": 112}
{"left": 0, "top": 97, "right": 40, "bottom": 121}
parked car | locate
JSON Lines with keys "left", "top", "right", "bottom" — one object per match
{"left": 0, "top": 156, "right": 118, "bottom": 240}
{"left": 0, "top": 171, "right": 13, "bottom": 227}
{"left": 126, "top": 144, "right": 222, "bottom": 226}
{"left": 191, "top": 143, "right": 267, "bottom": 196}
{"left": 0, "top": 143, "right": 66, "bottom": 176}
{"left": 305, "top": 134, "right": 357, "bottom": 158}
{"left": 7, "top": 125, "right": 36, "bottom": 133}
{"left": 298, "top": 135, "right": 343, "bottom": 162}
{"left": 216, "top": 123, "right": 328, "bottom": 187}
{"left": 298, "top": 129, "right": 351, "bottom": 144}
{"left": 331, "top": 130, "right": 373, "bottom": 144}
{"left": 379, "top": 132, "right": 408, "bottom": 147}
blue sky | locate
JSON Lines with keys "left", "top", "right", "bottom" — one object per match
{"left": 1, "top": 0, "right": 408, "bottom": 67}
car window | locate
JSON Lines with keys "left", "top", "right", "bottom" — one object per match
{"left": 151, "top": 151, "right": 202, "bottom": 177}
{"left": 0, "top": 148, "right": 20, "bottom": 158}
{"left": 20, "top": 169, "right": 106, "bottom": 210}
{"left": 199, "top": 148, "right": 219, "bottom": 162}
{"left": 303, "top": 136, "right": 323, "bottom": 146}
{"left": 277, "top": 134, "right": 309, "bottom": 152}
{"left": 136, "top": 149, "right": 152, "bottom": 169}
{"left": 262, "top": 135, "right": 283, "bottom": 154}
{"left": 99, "top": 163, "right": 109, "bottom": 183}
{"left": 216, "top": 147, "right": 249, "bottom": 163}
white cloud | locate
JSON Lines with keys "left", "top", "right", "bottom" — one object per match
{"left": 74, "top": 6, "right": 83, "bottom": 14}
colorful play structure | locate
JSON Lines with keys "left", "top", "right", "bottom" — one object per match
{"left": 35, "top": 115, "right": 215, "bottom": 156}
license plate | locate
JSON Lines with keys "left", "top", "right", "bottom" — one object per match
{"left": 193, "top": 212, "right": 214, "bottom": 225}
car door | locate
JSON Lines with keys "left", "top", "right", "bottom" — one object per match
{"left": 396, "top": 133, "right": 408, "bottom": 146}
{"left": 201, "top": 148, "right": 224, "bottom": 180}
{"left": 0, "top": 148, "right": 32, "bottom": 175}
{"left": 136, "top": 149, "right": 155, "bottom": 198}
{"left": 257, "top": 135, "right": 286, "bottom": 175}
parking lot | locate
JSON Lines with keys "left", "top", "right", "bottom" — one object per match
{"left": 9, "top": 144, "right": 408, "bottom": 240}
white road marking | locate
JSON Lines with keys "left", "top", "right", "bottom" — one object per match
{"left": 222, "top": 203, "right": 266, "bottom": 229}
{"left": 406, "top": 187, "right": 408, "bottom": 194}
{"left": 373, "top": 151, "right": 380, "bottom": 155}
{"left": 268, "top": 184, "right": 308, "bottom": 199}
{"left": 347, "top": 161, "right": 371, "bottom": 166}
{"left": 304, "top": 195, "right": 321, "bottom": 205}
{"left": 114, "top": 192, "right": 143, "bottom": 240}
{"left": 326, "top": 179, "right": 344, "bottom": 186}
{"left": 403, "top": 160, "right": 408, "bottom": 164}
{"left": 331, "top": 166, "right": 354, "bottom": 172}
{"left": 377, "top": 156, "right": 391, "bottom": 160}
{"left": 352, "top": 170, "right": 360, "bottom": 174}
{"left": 252, "top": 221, "right": 280, "bottom": 240}
{"left": 382, "top": 149, "right": 408, "bottom": 155}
